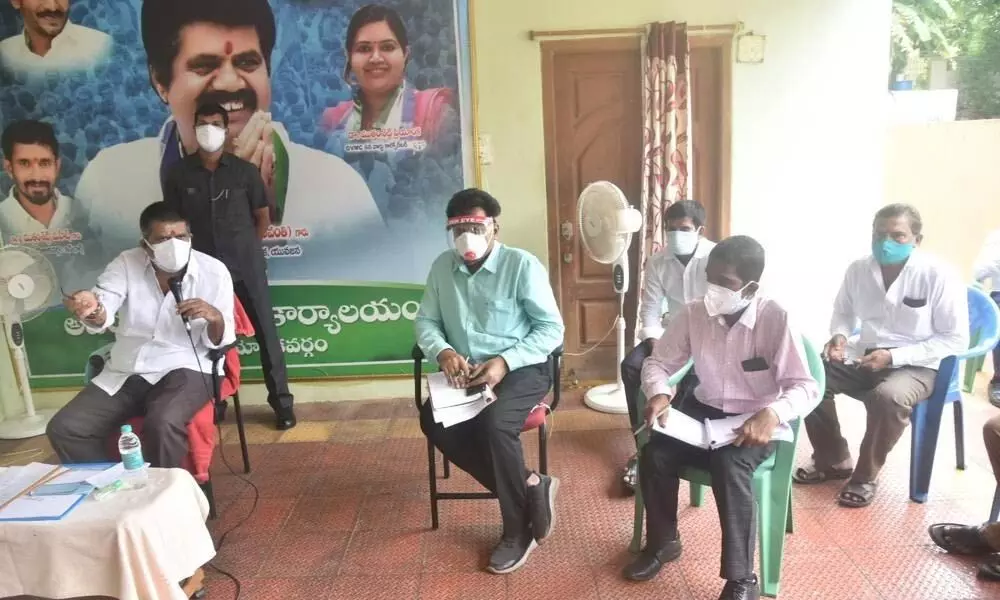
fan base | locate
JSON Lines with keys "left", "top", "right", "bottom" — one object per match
{"left": 0, "top": 409, "right": 56, "bottom": 440}
{"left": 584, "top": 383, "right": 629, "bottom": 414}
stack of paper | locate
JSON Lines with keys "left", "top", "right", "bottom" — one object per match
{"left": 427, "top": 372, "right": 496, "bottom": 428}
{"left": 652, "top": 408, "right": 794, "bottom": 450}
{"left": 0, "top": 462, "right": 88, "bottom": 522}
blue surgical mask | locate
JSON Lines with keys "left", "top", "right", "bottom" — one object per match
{"left": 872, "top": 239, "right": 915, "bottom": 265}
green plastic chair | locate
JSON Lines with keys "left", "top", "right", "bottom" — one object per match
{"left": 630, "top": 337, "right": 826, "bottom": 598}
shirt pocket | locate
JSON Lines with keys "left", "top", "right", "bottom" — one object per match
{"left": 473, "top": 298, "right": 519, "bottom": 336}
{"left": 742, "top": 369, "right": 778, "bottom": 400}
{"left": 219, "top": 190, "right": 254, "bottom": 231}
{"left": 893, "top": 298, "right": 932, "bottom": 334}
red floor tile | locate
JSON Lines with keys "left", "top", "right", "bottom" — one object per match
{"left": 419, "top": 572, "right": 507, "bottom": 600}
{"left": 169, "top": 393, "right": 1000, "bottom": 600}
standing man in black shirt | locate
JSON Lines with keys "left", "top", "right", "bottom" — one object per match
{"left": 163, "top": 102, "right": 296, "bottom": 430}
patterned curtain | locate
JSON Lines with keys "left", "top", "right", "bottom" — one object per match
{"left": 636, "top": 22, "right": 692, "bottom": 312}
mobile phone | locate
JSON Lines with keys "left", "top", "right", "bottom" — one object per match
{"left": 466, "top": 383, "right": 488, "bottom": 397}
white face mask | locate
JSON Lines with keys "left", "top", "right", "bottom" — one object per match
{"left": 454, "top": 232, "right": 489, "bottom": 262}
{"left": 147, "top": 237, "right": 192, "bottom": 273}
{"left": 703, "top": 282, "right": 753, "bottom": 317}
{"left": 195, "top": 124, "right": 226, "bottom": 153}
{"left": 667, "top": 230, "right": 699, "bottom": 256}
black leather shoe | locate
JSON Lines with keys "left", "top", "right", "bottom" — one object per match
{"left": 621, "top": 539, "right": 682, "bottom": 581}
{"left": 275, "top": 408, "right": 297, "bottom": 431}
{"left": 528, "top": 473, "right": 559, "bottom": 541}
{"left": 486, "top": 534, "right": 537, "bottom": 574}
{"left": 718, "top": 575, "right": 760, "bottom": 600}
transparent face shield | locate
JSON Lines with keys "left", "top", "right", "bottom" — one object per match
{"left": 446, "top": 216, "right": 494, "bottom": 261}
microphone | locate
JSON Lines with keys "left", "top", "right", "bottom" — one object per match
{"left": 168, "top": 276, "right": 191, "bottom": 331}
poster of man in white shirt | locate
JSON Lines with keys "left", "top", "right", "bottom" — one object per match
{"left": 75, "top": 0, "right": 386, "bottom": 281}
{"left": 0, "top": 0, "right": 110, "bottom": 75}
{"left": 0, "top": 119, "right": 97, "bottom": 294}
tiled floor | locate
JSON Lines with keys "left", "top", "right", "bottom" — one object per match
{"left": 3, "top": 377, "right": 1000, "bottom": 600}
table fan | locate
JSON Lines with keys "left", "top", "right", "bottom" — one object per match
{"left": 577, "top": 181, "right": 643, "bottom": 414}
{"left": 0, "top": 245, "right": 59, "bottom": 439}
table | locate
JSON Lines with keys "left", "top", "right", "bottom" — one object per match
{"left": 0, "top": 468, "right": 216, "bottom": 600}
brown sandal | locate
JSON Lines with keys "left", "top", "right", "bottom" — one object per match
{"left": 792, "top": 465, "right": 853, "bottom": 485}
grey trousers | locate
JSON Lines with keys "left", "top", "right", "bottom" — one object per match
{"left": 46, "top": 369, "right": 213, "bottom": 468}
{"left": 804, "top": 361, "right": 937, "bottom": 483}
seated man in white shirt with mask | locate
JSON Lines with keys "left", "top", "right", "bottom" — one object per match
{"left": 47, "top": 202, "right": 235, "bottom": 469}
{"left": 793, "top": 203, "right": 968, "bottom": 508}
{"left": 619, "top": 200, "right": 714, "bottom": 492}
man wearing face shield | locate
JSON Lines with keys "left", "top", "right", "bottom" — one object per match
{"left": 48, "top": 202, "right": 236, "bottom": 469}
{"left": 415, "top": 189, "right": 565, "bottom": 574}
{"left": 619, "top": 200, "right": 714, "bottom": 493}
{"left": 627, "top": 236, "right": 819, "bottom": 600}
{"left": 164, "top": 102, "right": 296, "bottom": 431}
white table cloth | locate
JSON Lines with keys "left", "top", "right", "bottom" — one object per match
{"left": 0, "top": 468, "right": 216, "bottom": 600}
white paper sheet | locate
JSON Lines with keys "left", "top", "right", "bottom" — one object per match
{"left": 427, "top": 372, "right": 480, "bottom": 410}
{"left": 705, "top": 414, "right": 795, "bottom": 449}
{"left": 651, "top": 407, "right": 709, "bottom": 449}
{"left": 0, "top": 493, "right": 85, "bottom": 520}
{"left": 0, "top": 463, "right": 62, "bottom": 506}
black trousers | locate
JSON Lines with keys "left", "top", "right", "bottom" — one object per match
{"left": 46, "top": 369, "right": 212, "bottom": 468}
{"left": 419, "top": 362, "right": 552, "bottom": 537}
{"left": 640, "top": 399, "right": 776, "bottom": 581}
{"left": 622, "top": 341, "right": 698, "bottom": 431}
{"left": 235, "top": 275, "right": 293, "bottom": 412}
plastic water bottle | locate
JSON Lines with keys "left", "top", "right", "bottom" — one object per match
{"left": 118, "top": 424, "right": 147, "bottom": 489}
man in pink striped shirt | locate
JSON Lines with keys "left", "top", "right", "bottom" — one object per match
{"left": 622, "top": 236, "right": 820, "bottom": 600}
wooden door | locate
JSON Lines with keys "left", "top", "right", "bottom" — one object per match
{"left": 689, "top": 37, "right": 732, "bottom": 241}
{"left": 542, "top": 35, "right": 730, "bottom": 380}
{"left": 542, "top": 38, "right": 642, "bottom": 380}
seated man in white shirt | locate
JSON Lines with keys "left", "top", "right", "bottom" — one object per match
{"left": 972, "top": 229, "right": 1000, "bottom": 406}
{"left": 620, "top": 200, "right": 714, "bottom": 492}
{"left": 47, "top": 202, "right": 236, "bottom": 469}
{"left": 0, "top": 0, "right": 111, "bottom": 75}
{"left": 793, "top": 204, "right": 968, "bottom": 508}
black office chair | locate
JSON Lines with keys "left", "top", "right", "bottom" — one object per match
{"left": 412, "top": 345, "right": 563, "bottom": 529}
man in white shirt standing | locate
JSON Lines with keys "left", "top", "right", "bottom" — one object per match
{"left": 47, "top": 202, "right": 235, "bottom": 469}
{"left": 972, "top": 229, "right": 1000, "bottom": 406}
{"left": 0, "top": 119, "right": 96, "bottom": 292}
{"left": 75, "top": 0, "right": 383, "bottom": 280}
{"left": 793, "top": 204, "right": 969, "bottom": 508}
{"left": 0, "top": 0, "right": 110, "bottom": 75}
{"left": 620, "top": 200, "right": 714, "bottom": 492}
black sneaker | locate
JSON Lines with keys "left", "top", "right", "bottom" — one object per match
{"left": 275, "top": 407, "right": 297, "bottom": 430}
{"left": 718, "top": 575, "right": 760, "bottom": 600}
{"left": 486, "top": 535, "right": 538, "bottom": 574}
{"left": 528, "top": 474, "right": 559, "bottom": 541}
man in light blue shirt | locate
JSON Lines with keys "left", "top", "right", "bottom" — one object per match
{"left": 416, "top": 188, "right": 564, "bottom": 575}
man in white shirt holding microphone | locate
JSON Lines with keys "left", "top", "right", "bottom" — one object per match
{"left": 793, "top": 203, "right": 968, "bottom": 508}
{"left": 47, "top": 202, "right": 235, "bottom": 469}
{"left": 619, "top": 200, "right": 714, "bottom": 492}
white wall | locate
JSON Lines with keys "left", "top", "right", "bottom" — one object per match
{"left": 475, "top": 0, "right": 893, "bottom": 342}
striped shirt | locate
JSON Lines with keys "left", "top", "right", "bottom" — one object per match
{"left": 641, "top": 295, "right": 820, "bottom": 423}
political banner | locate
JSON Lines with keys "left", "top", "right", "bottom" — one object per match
{"left": 0, "top": 0, "right": 472, "bottom": 388}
